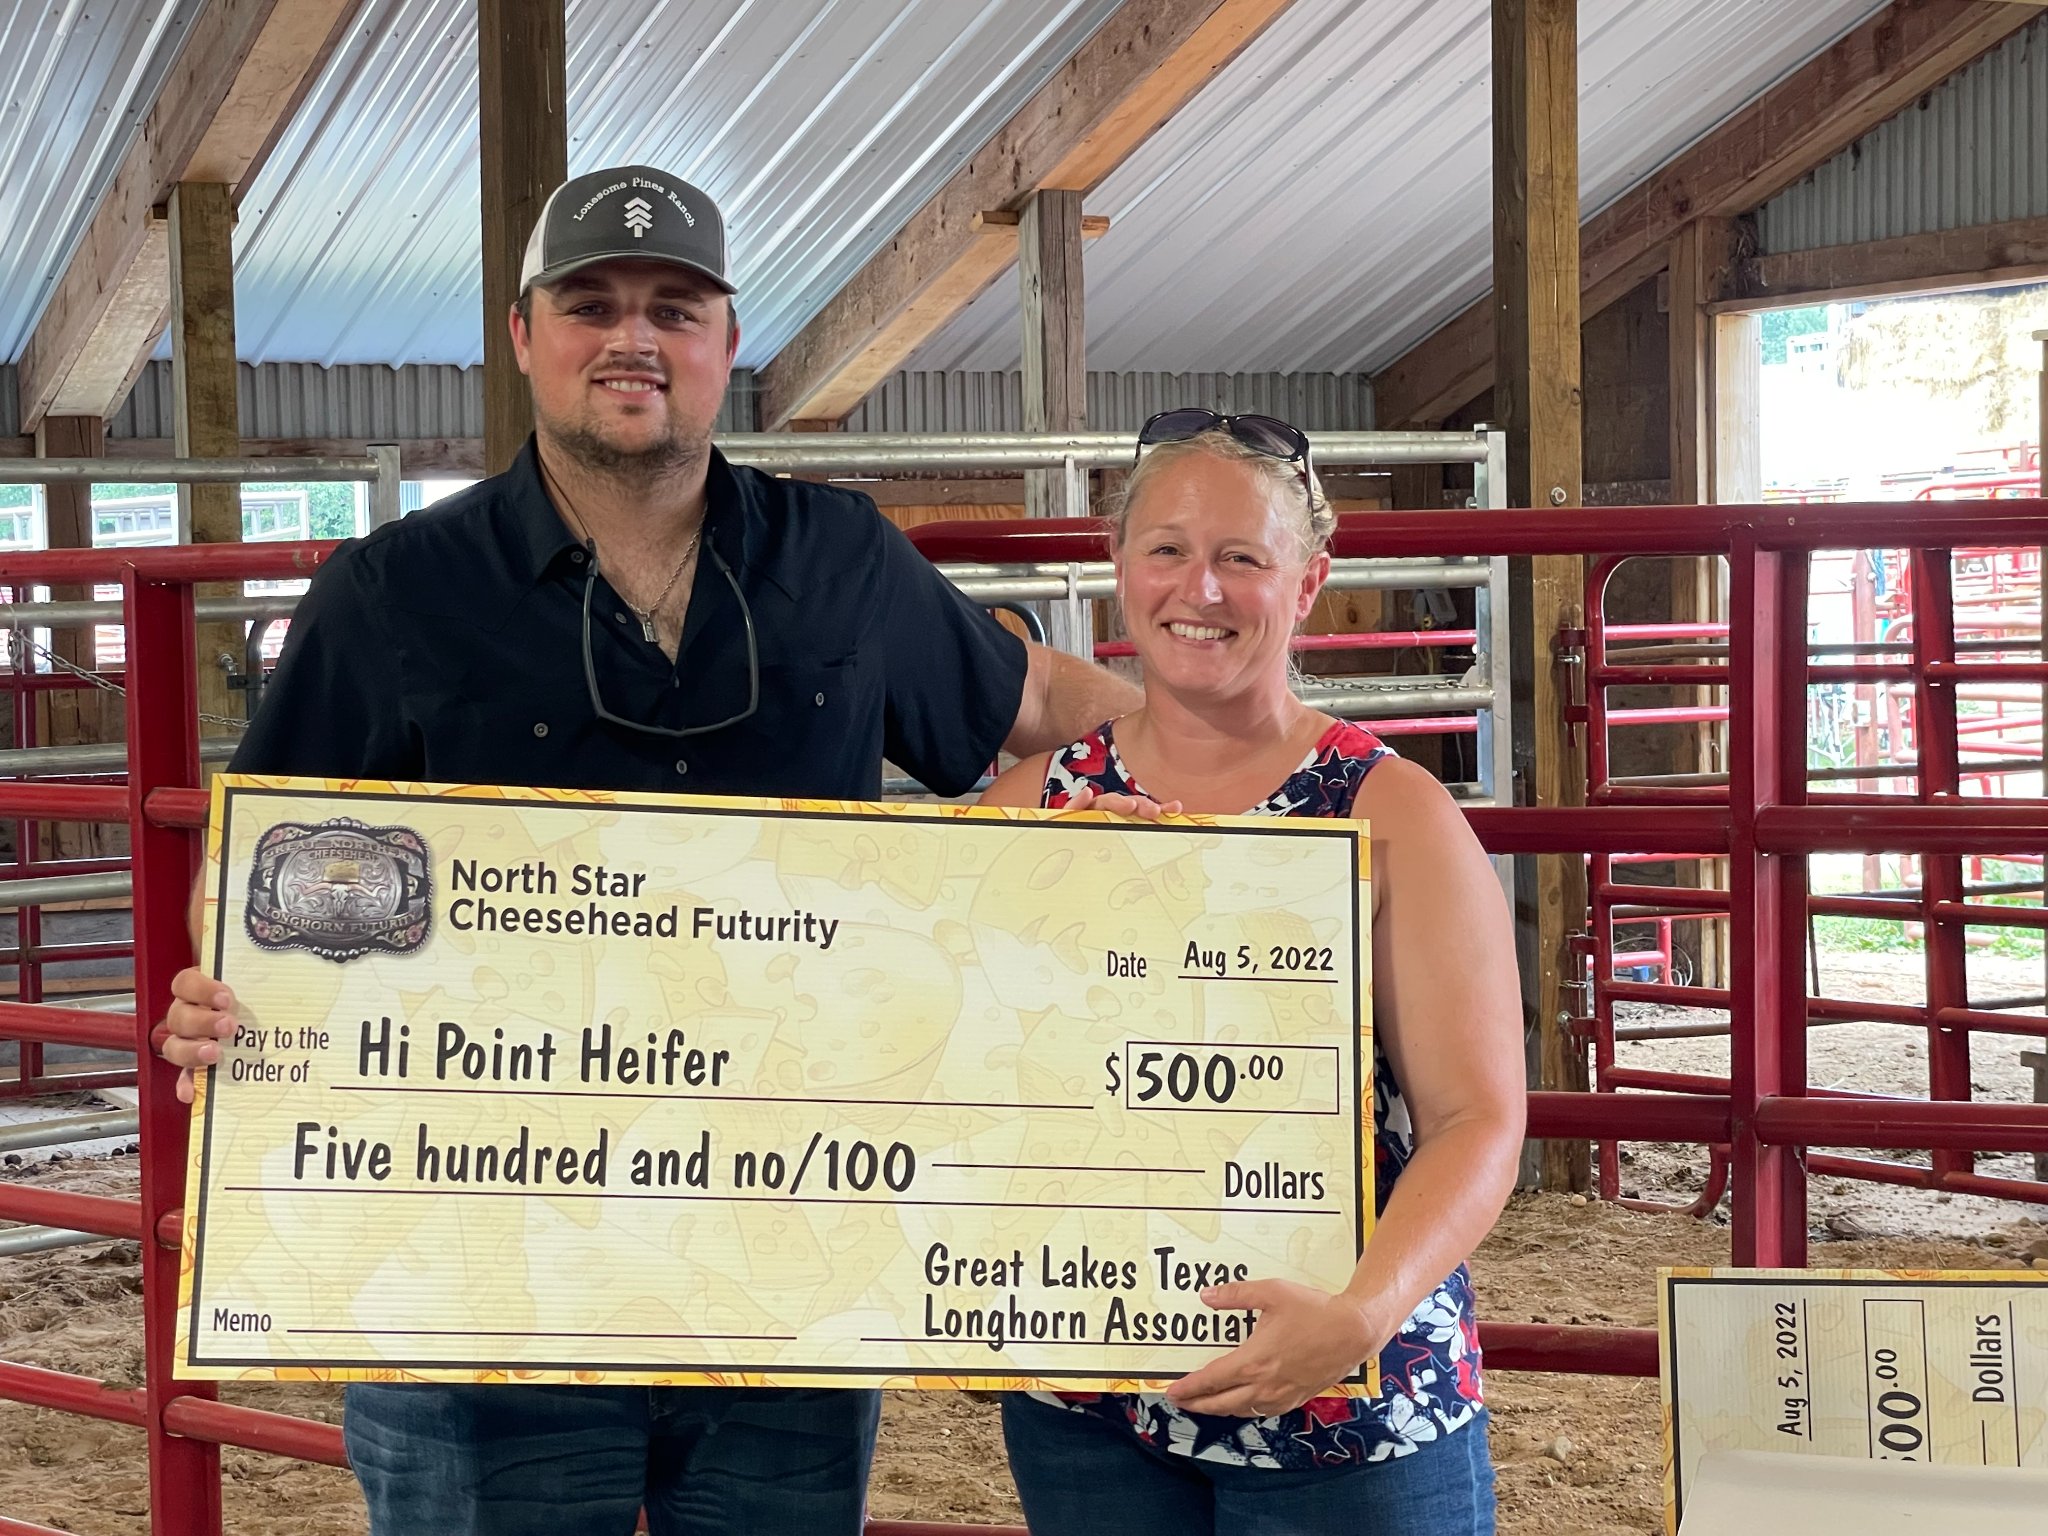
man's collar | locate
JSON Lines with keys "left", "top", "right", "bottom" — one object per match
{"left": 501, "top": 438, "right": 583, "bottom": 583}
{"left": 700, "top": 446, "right": 770, "bottom": 583}
{"left": 501, "top": 436, "right": 767, "bottom": 586}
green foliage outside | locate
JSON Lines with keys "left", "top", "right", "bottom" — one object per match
{"left": 1812, "top": 915, "right": 2043, "bottom": 960}
{"left": 4, "top": 483, "right": 360, "bottom": 539}
{"left": 297, "top": 483, "right": 360, "bottom": 539}
{"left": 1811, "top": 855, "right": 2045, "bottom": 959}
{"left": 1759, "top": 304, "right": 1830, "bottom": 366}
{"left": 100, "top": 481, "right": 358, "bottom": 537}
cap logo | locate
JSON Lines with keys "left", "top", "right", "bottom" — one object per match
{"left": 623, "top": 197, "right": 653, "bottom": 239}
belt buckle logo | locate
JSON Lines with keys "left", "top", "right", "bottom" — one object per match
{"left": 244, "top": 818, "right": 433, "bottom": 962}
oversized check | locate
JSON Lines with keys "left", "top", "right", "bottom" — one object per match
{"left": 1661, "top": 1268, "right": 2048, "bottom": 1531}
{"left": 176, "top": 777, "right": 1374, "bottom": 1390}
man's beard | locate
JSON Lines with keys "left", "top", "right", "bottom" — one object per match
{"left": 543, "top": 405, "right": 709, "bottom": 483}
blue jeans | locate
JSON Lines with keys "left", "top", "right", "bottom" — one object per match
{"left": 343, "top": 1383, "right": 881, "bottom": 1536}
{"left": 1001, "top": 1394, "right": 1496, "bottom": 1536}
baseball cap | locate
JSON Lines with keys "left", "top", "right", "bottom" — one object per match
{"left": 518, "top": 165, "right": 737, "bottom": 296}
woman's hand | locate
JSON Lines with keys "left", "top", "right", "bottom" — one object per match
{"left": 160, "top": 969, "right": 241, "bottom": 1105}
{"left": 1164, "top": 1279, "right": 1388, "bottom": 1419}
{"left": 1059, "top": 784, "right": 1183, "bottom": 820}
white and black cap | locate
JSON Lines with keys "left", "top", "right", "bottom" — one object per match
{"left": 518, "top": 165, "right": 736, "bottom": 296}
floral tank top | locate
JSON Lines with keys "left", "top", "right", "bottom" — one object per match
{"left": 1030, "top": 717, "right": 1485, "bottom": 1467}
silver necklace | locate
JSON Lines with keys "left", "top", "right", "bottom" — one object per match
{"left": 543, "top": 464, "right": 705, "bottom": 644}
{"left": 621, "top": 526, "right": 702, "bottom": 643}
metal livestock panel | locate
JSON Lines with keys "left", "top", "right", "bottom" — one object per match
{"left": 1758, "top": 14, "right": 2048, "bottom": 252}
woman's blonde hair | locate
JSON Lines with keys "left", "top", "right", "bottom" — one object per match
{"left": 1107, "top": 428, "right": 1334, "bottom": 558}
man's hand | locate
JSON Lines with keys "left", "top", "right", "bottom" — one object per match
{"left": 1058, "top": 784, "right": 1182, "bottom": 820}
{"left": 1163, "top": 1279, "right": 1385, "bottom": 1419}
{"left": 161, "top": 969, "right": 240, "bottom": 1105}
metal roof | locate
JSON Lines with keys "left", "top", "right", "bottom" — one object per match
{"left": 913, "top": 0, "right": 1895, "bottom": 376}
{"left": 0, "top": 0, "right": 206, "bottom": 360}
{"left": 843, "top": 370, "right": 1372, "bottom": 432}
{"left": 0, "top": 0, "right": 1933, "bottom": 383}
{"left": 150, "top": 0, "right": 1121, "bottom": 371}
{"left": 1759, "top": 13, "right": 2048, "bottom": 254}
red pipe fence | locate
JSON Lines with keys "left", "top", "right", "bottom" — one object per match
{"left": 0, "top": 505, "right": 2037, "bottom": 1532}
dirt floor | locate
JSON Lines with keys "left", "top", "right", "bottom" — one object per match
{"left": 0, "top": 943, "right": 2042, "bottom": 1533}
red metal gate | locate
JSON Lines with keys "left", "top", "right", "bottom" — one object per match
{"left": 0, "top": 503, "right": 2039, "bottom": 1531}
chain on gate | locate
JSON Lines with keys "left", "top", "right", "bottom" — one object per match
{"left": 8, "top": 628, "right": 249, "bottom": 733}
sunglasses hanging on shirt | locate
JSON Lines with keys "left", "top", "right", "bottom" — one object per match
{"left": 578, "top": 537, "right": 760, "bottom": 738}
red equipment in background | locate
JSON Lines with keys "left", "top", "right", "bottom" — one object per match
{"left": 0, "top": 646, "right": 137, "bottom": 1095}
{"left": 1575, "top": 516, "right": 2048, "bottom": 1213}
{"left": 0, "top": 504, "right": 2041, "bottom": 1532}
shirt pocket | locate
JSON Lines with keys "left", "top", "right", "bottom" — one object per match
{"left": 759, "top": 653, "right": 858, "bottom": 710}
{"left": 721, "top": 654, "right": 880, "bottom": 782}
{"left": 418, "top": 697, "right": 596, "bottom": 787}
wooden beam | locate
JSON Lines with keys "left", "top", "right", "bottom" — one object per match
{"left": 478, "top": 0, "right": 567, "bottom": 476}
{"left": 779, "top": 212, "right": 1109, "bottom": 432}
{"left": 1021, "top": 190, "right": 1088, "bottom": 524}
{"left": 34, "top": 418, "right": 102, "bottom": 608}
{"left": 758, "top": 0, "right": 1298, "bottom": 429}
{"left": 1666, "top": 223, "right": 1743, "bottom": 990}
{"left": 1713, "top": 311, "right": 1762, "bottom": 505}
{"left": 15, "top": 1, "right": 361, "bottom": 430}
{"left": 1019, "top": 198, "right": 1089, "bottom": 430}
{"left": 1494, "top": 0, "right": 1583, "bottom": 514}
{"left": 1715, "top": 213, "right": 2048, "bottom": 310}
{"left": 34, "top": 416, "right": 104, "bottom": 683}
{"left": 1377, "top": 0, "right": 2042, "bottom": 427}
{"left": 188, "top": 0, "right": 359, "bottom": 187}
{"left": 1668, "top": 219, "right": 1749, "bottom": 501}
{"left": 31, "top": 417, "right": 119, "bottom": 860}
{"left": 1373, "top": 304, "right": 1495, "bottom": 433}
{"left": 1581, "top": 277, "right": 1668, "bottom": 487}
{"left": 1495, "top": 0, "right": 1589, "bottom": 1194}
{"left": 35, "top": 217, "right": 173, "bottom": 423}
{"left": 170, "top": 182, "right": 244, "bottom": 732}
{"left": 2037, "top": 329, "right": 2048, "bottom": 463}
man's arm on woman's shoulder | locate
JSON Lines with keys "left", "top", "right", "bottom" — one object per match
{"left": 1005, "top": 644, "right": 1139, "bottom": 757}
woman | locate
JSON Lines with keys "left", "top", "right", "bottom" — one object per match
{"left": 980, "top": 411, "right": 1524, "bottom": 1535}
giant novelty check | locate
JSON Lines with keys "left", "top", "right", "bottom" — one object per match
{"left": 1661, "top": 1268, "right": 2048, "bottom": 1531}
{"left": 175, "top": 777, "right": 1374, "bottom": 1389}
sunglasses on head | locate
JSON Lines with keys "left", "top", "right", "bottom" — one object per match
{"left": 1135, "top": 409, "right": 1321, "bottom": 511}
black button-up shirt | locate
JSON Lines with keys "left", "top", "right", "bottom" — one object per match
{"left": 230, "top": 439, "right": 1027, "bottom": 798}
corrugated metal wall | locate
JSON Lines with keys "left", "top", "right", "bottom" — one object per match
{"left": 0, "top": 364, "right": 1369, "bottom": 441}
{"left": 1758, "top": 13, "right": 2048, "bottom": 251}
{"left": 0, "top": 364, "right": 757, "bottom": 440}
{"left": 845, "top": 372, "right": 1374, "bottom": 432}
{"left": 111, "top": 363, "right": 485, "bottom": 441}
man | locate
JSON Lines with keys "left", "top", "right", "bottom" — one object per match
{"left": 156, "top": 163, "right": 1136, "bottom": 1534}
